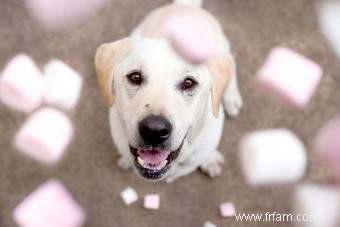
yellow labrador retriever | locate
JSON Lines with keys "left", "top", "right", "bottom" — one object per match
{"left": 95, "top": 0, "right": 243, "bottom": 182}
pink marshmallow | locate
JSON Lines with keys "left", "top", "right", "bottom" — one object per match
{"left": 256, "top": 47, "right": 323, "bottom": 108}
{"left": 14, "top": 108, "right": 73, "bottom": 164}
{"left": 166, "top": 12, "right": 216, "bottom": 64}
{"left": 219, "top": 202, "right": 236, "bottom": 218}
{"left": 314, "top": 116, "right": 340, "bottom": 180}
{"left": 24, "top": 0, "right": 107, "bottom": 31}
{"left": 0, "top": 55, "right": 45, "bottom": 113}
{"left": 144, "top": 194, "right": 160, "bottom": 210}
{"left": 13, "top": 179, "right": 86, "bottom": 227}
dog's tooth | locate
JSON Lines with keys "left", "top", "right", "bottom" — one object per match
{"left": 137, "top": 156, "right": 145, "bottom": 166}
{"left": 157, "top": 160, "right": 167, "bottom": 170}
{"left": 139, "top": 159, "right": 168, "bottom": 171}
{"left": 162, "top": 160, "right": 168, "bottom": 167}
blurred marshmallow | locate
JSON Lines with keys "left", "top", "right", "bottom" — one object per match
{"left": 203, "top": 221, "right": 217, "bottom": 227}
{"left": 44, "top": 60, "right": 82, "bottom": 110}
{"left": 293, "top": 183, "right": 340, "bottom": 227}
{"left": 0, "top": 55, "right": 45, "bottom": 113}
{"left": 166, "top": 12, "right": 216, "bottom": 64}
{"left": 14, "top": 108, "right": 73, "bottom": 164}
{"left": 314, "top": 116, "right": 340, "bottom": 180}
{"left": 120, "top": 187, "right": 138, "bottom": 205}
{"left": 13, "top": 179, "right": 86, "bottom": 227}
{"left": 240, "top": 129, "right": 307, "bottom": 185}
{"left": 219, "top": 202, "right": 236, "bottom": 218}
{"left": 256, "top": 47, "right": 323, "bottom": 108}
{"left": 24, "top": 0, "right": 107, "bottom": 31}
{"left": 319, "top": 1, "right": 340, "bottom": 58}
{"left": 144, "top": 194, "right": 160, "bottom": 210}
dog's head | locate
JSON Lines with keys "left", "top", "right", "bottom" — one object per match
{"left": 95, "top": 38, "right": 231, "bottom": 180}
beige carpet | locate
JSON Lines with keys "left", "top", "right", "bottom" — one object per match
{"left": 0, "top": 0, "right": 339, "bottom": 226}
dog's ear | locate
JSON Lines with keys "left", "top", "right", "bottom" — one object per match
{"left": 207, "top": 54, "right": 232, "bottom": 118}
{"left": 95, "top": 38, "right": 132, "bottom": 106}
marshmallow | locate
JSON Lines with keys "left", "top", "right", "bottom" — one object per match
{"left": 319, "top": 1, "right": 340, "bottom": 58}
{"left": 314, "top": 117, "right": 340, "bottom": 180}
{"left": 14, "top": 108, "right": 73, "bottom": 164}
{"left": 240, "top": 129, "right": 307, "bottom": 185}
{"left": 44, "top": 60, "right": 82, "bottom": 110}
{"left": 219, "top": 202, "right": 236, "bottom": 218}
{"left": 256, "top": 47, "right": 323, "bottom": 108}
{"left": 144, "top": 194, "right": 160, "bottom": 210}
{"left": 120, "top": 187, "right": 138, "bottom": 205}
{"left": 0, "top": 55, "right": 45, "bottom": 113}
{"left": 293, "top": 184, "right": 340, "bottom": 227}
{"left": 166, "top": 12, "right": 216, "bottom": 64}
{"left": 24, "top": 0, "right": 107, "bottom": 31}
{"left": 203, "top": 221, "right": 217, "bottom": 227}
{"left": 13, "top": 179, "right": 86, "bottom": 227}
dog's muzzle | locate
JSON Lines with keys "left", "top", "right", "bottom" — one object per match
{"left": 129, "top": 115, "right": 183, "bottom": 180}
{"left": 129, "top": 141, "right": 183, "bottom": 180}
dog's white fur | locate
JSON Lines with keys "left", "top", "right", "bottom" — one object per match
{"left": 97, "top": 0, "right": 243, "bottom": 182}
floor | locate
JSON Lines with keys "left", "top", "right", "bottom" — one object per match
{"left": 0, "top": 0, "right": 339, "bottom": 226}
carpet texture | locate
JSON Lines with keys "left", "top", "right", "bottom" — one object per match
{"left": 0, "top": 0, "right": 339, "bottom": 226}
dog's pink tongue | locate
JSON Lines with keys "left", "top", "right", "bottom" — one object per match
{"left": 138, "top": 149, "right": 170, "bottom": 165}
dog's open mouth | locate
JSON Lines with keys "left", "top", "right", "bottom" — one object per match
{"left": 129, "top": 142, "right": 183, "bottom": 180}
{"left": 137, "top": 150, "right": 170, "bottom": 171}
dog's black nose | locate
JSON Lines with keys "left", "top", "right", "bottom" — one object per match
{"left": 139, "top": 115, "right": 172, "bottom": 145}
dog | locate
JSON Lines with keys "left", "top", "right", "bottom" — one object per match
{"left": 95, "top": 0, "right": 243, "bottom": 182}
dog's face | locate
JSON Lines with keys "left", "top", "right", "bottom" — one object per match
{"left": 95, "top": 38, "right": 231, "bottom": 180}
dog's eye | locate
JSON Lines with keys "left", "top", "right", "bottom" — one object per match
{"left": 127, "top": 71, "right": 143, "bottom": 85}
{"left": 181, "top": 77, "right": 197, "bottom": 90}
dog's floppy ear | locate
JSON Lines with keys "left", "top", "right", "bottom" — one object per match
{"left": 207, "top": 54, "right": 232, "bottom": 118}
{"left": 95, "top": 38, "right": 132, "bottom": 106}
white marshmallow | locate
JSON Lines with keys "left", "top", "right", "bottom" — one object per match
{"left": 293, "top": 184, "right": 340, "bottom": 227}
{"left": 44, "top": 60, "right": 82, "bottom": 110}
{"left": 0, "top": 54, "right": 45, "bottom": 113}
{"left": 13, "top": 179, "right": 86, "bottom": 227}
{"left": 120, "top": 187, "right": 138, "bottom": 205}
{"left": 240, "top": 129, "right": 307, "bottom": 185}
{"left": 14, "top": 108, "right": 74, "bottom": 164}
{"left": 203, "top": 221, "right": 217, "bottom": 227}
{"left": 319, "top": 1, "right": 340, "bottom": 58}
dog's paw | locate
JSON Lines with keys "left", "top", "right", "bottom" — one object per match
{"left": 200, "top": 151, "right": 224, "bottom": 178}
{"left": 223, "top": 88, "right": 243, "bottom": 117}
{"left": 117, "top": 156, "right": 133, "bottom": 170}
{"left": 165, "top": 171, "right": 179, "bottom": 183}
{"left": 166, "top": 177, "right": 175, "bottom": 184}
